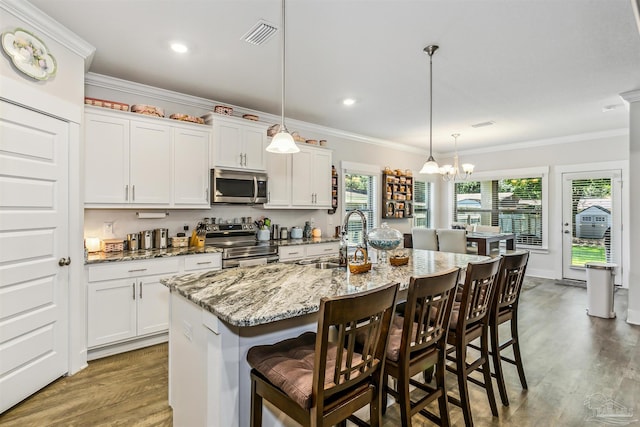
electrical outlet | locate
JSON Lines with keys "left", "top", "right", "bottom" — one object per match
{"left": 103, "top": 222, "right": 114, "bottom": 236}
{"left": 184, "top": 224, "right": 189, "bottom": 231}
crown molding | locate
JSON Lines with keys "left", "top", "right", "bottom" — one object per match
{"left": 621, "top": 89, "right": 640, "bottom": 103}
{"left": 85, "top": 72, "right": 427, "bottom": 155}
{"left": 0, "top": 0, "right": 95, "bottom": 68}
{"left": 86, "top": 72, "right": 628, "bottom": 158}
{"left": 444, "top": 128, "right": 629, "bottom": 157}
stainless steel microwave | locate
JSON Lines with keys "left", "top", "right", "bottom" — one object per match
{"left": 210, "top": 169, "right": 268, "bottom": 204}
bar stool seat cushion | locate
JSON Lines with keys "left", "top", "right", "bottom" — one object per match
{"left": 385, "top": 315, "right": 419, "bottom": 362}
{"left": 247, "top": 331, "right": 362, "bottom": 409}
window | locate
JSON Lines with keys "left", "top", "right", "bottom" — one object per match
{"left": 342, "top": 162, "right": 379, "bottom": 248}
{"left": 452, "top": 168, "right": 547, "bottom": 248}
{"left": 413, "top": 179, "right": 433, "bottom": 228}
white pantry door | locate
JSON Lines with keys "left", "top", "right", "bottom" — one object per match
{"left": 0, "top": 100, "right": 70, "bottom": 412}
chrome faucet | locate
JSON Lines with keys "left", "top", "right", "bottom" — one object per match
{"left": 342, "top": 209, "right": 368, "bottom": 257}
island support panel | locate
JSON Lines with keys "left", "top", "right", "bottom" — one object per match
{"left": 169, "top": 291, "right": 317, "bottom": 427}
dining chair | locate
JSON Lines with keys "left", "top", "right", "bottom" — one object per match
{"left": 486, "top": 251, "right": 530, "bottom": 406}
{"left": 436, "top": 229, "right": 467, "bottom": 254}
{"left": 382, "top": 267, "right": 460, "bottom": 426}
{"left": 404, "top": 233, "right": 414, "bottom": 248}
{"left": 446, "top": 257, "right": 502, "bottom": 427}
{"left": 412, "top": 228, "right": 438, "bottom": 250}
{"left": 246, "top": 281, "right": 399, "bottom": 427}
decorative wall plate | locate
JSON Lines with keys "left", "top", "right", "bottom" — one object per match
{"left": 2, "top": 28, "right": 57, "bottom": 81}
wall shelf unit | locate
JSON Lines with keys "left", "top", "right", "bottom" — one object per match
{"left": 382, "top": 171, "right": 413, "bottom": 219}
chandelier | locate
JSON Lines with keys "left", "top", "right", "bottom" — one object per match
{"left": 440, "top": 133, "right": 474, "bottom": 181}
{"left": 266, "top": 0, "right": 299, "bottom": 154}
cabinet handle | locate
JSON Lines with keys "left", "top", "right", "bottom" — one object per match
{"left": 197, "top": 261, "right": 212, "bottom": 265}
{"left": 128, "top": 268, "right": 147, "bottom": 273}
{"left": 132, "top": 283, "right": 136, "bottom": 300}
{"left": 139, "top": 281, "right": 143, "bottom": 299}
{"left": 268, "top": 191, "right": 270, "bottom": 203}
{"left": 132, "top": 185, "right": 136, "bottom": 201}
{"left": 243, "top": 153, "right": 247, "bottom": 166}
{"left": 205, "top": 188, "right": 209, "bottom": 203}
{"left": 125, "top": 185, "right": 129, "bottom": 201}
{"left": 289, "top": 251, "right": 301, "bottom": 255}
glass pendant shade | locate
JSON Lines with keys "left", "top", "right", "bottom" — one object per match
{"left": 266, "top": 130, "right": 299, "bottom": 153}
{"left": 419, "top": 156, "right": 441, "bottom": 174}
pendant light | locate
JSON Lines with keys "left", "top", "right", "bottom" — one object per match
{"left": 419, "top": 45, "right": 440, "bottom": 174}
{"left": 266, "top": 0, "right": 299, "bottom": 154}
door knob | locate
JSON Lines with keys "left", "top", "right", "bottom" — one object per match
{"left": 564, "top": 230, "right": 570, "bottom": 234}
{"left": 58, "top": 257, "right": 71, "bottom": 266}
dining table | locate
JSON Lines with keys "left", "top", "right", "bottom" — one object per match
{"left": 466, "top": 231, "right": 516, "bottom": 255}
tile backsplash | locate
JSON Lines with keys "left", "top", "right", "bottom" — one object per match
{"left": 84, "top": 206, "right": 340, "bottom": 241}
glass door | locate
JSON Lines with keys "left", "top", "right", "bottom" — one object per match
{"left": 561, "top": 171, "right": 621, "bottom": 284}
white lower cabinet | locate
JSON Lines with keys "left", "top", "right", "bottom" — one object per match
{"left": 86, "top": 253, "right": 222, "bottom": 357}
{"left": 278, "top": 242, "right": 339, "bottom": 262}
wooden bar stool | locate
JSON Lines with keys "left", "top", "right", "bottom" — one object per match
{"left": 382, "top": 267, "right": 460, "bottom": 426}
{"left": 445, "top": 257, "right": 502, "bottom": 427}
{"left": 246, "top": 281, "right": 399, "bottom": 427}
{"left": 488, "top": 251, "right": 530, "bottom": 406}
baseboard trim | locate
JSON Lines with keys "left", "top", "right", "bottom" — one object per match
{"left": 627, "top": 308, "right": 640, "bottom": 325}
{"left": 87, "top": 333, "right": 168, "bottom": 361}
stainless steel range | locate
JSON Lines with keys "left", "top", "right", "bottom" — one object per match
{"left": 204, "top": 223, "right": 278, "bottom": 268}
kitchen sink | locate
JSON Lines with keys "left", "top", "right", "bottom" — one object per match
{"left": 314, "top": 262, "right": 341, "bottom": 269}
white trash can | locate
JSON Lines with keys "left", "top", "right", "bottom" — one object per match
{"left": 585, "top": 262, "right": 617, "bottom": 319}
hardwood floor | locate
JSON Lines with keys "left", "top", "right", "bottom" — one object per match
{"left": 0, "top": 344, "right": 172, "bottom": 427}
{"left": 1, "top": 277, "right": 638, "bottom": 426}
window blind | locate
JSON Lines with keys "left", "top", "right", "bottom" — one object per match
{"left": 344, "top": 172, "right": 377, "bottom": 247}
{"left": 570, "top": 178, "right": 613, "bottom": 264}
{"left": 453, "top": 176, "right": 544, "bottom": 247}
{"left": 413, "top": 180, "right": 432, "bottom": 228}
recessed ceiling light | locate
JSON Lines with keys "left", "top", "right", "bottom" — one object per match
{"left": 170, "top": 42, "right": 188, "bottom": 53}
{"left": 343, "top": 98, "right": 356, "bottom": 106}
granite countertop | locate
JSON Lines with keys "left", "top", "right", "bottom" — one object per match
{"left": 85, "top": 237, "right": 339, "bottom": 265}
{"left": 275, "top": 236, "right": 339, "bottom": 246}
{"left": 161, "top": 249, "right": 489, "bottom": 328}
{"left": 86, "top": 246, "right": 222, "bottom": 264}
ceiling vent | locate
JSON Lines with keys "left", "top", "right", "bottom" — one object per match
{"left": 242, "top": 20, "right": 279, "bottom": 46}
{"left": 471, "top": 120, "right": 495, "bottom": 128}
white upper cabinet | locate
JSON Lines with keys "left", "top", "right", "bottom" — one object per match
{"left": 84, "top": 113, "right": 130, "bottom": 204}
{"left": 129, "top": 121, "right": 172, "bottom": 204}
{"left": 84, "top": 107, "right": 211, "bottom": 208}
{"left": 264, "top": 143, "right": 332, "bottom": 209}
{"left": 205, "top": 114, "right": 267, "bottom": 172}
{"left": 264, "top": 150, "right": 291, "bottom": 207}
{"left": 173, "top": 127, "right": 210, "bottom": 207}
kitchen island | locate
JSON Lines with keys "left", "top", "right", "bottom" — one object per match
{"left": 162, "top": 249, "right": 488, "bottom": 427}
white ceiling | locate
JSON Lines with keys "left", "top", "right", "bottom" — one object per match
{"left": 29, "top": 0, "right": 640, "bottom": 153}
